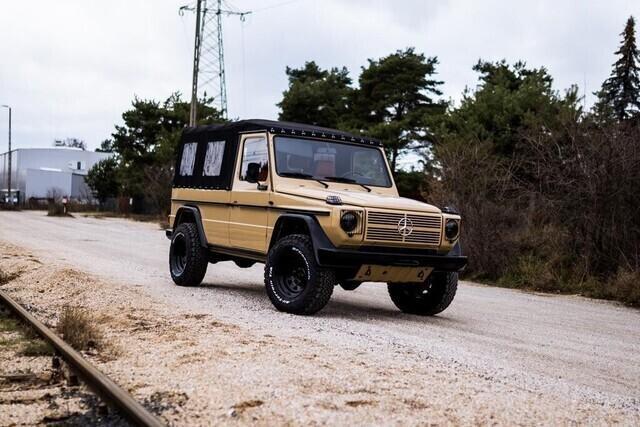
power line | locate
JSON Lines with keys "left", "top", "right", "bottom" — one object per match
{"left": 252, "top": 0, "right": 307, "bottom": 13}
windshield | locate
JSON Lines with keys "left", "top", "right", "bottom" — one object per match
{"left": 274, "top": 136, "right": 392, "bottom": 188}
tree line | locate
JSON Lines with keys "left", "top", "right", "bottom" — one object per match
{"left": 88, "top": 16, "right": 640, "bottom": 305}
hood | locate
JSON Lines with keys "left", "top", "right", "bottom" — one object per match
{"left": 279, "top": 186, "right": 442, "bottom": 213}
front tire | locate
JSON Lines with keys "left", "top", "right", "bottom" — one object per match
{"left": 388, "top": 272, "right": 458, "bottom": 315}
{"left": 264, "top": 234, "right": 335, "bottom": 314}
{"left": 169, "top": 222, "right": 208, "bottom": 287}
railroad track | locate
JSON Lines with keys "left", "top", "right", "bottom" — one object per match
{"left": 0, "top": 289, "right": 163, "bottom": 427}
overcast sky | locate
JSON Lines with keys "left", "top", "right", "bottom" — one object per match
{"left": 0, "top": 0, "right": 638, "bottom": 151}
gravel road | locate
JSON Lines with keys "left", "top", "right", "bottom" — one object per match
{"left": 1, "top": 210, "right": 639, "bottom": 423}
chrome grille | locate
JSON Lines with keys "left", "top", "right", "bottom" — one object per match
{"left": 365, "top": 210, "right": 442, "bottom": 246}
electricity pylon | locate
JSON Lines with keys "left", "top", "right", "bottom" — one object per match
{"left": 181, "top": 0, "right": 250, "bottom": 125}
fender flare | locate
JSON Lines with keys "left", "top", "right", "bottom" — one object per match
{"left": 448, "top": 241, "right": 463, "bottom": 257}
{"left": 173, "top": 205, "right": 208, "bottom": 248}
{"left": 269, "top": 213, "right": 334, "bottom": 264}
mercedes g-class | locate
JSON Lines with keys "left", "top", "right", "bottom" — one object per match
{"left": 166, "top": 120, "right": 467, "bottom": 315}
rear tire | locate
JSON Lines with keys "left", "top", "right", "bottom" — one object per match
{"left": 388, "top": 272, "right": 458, "bottom": 315}
{"left": 169, "top": 222, "right": 208, "bottom": 287}
{"left": 264, "top": 234, "right": 335, "bottom": 314}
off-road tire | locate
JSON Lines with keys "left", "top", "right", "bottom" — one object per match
{"left": 388, "top": 272, "right": 458, "bottom": 315}
{"left": 264, "top": 234, "right": 335, "bottom": 314}
{"left": 169, "top": 222, "right": 208, "bottom": 287}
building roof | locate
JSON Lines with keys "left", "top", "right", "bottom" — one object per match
{"left": 183, "top": 119, "right": 383, "bottom": 147}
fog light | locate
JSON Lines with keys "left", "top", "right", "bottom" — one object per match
{"left": 340, "top": 211, "right": 358, "bottom": 233}
{"left": 445, "top": 219, "right": 459, "bottom": 240}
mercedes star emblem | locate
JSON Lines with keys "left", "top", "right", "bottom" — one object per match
{"left": 397, "top": 216, "right": 414, "bottom": 237}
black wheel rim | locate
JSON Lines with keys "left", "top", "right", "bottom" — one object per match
{"left": 170, "top": 233, "right": 188, "bottom": 276}
{"left": 272, "top": 248, "right": 309, "bottom": 299}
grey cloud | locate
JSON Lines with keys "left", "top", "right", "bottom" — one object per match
{"left": 0, "top": 0, "right": 637, "bottom": 150}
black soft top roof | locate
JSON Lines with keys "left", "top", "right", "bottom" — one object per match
{"left": 174, "top": 120, "right": 382, "bottom": 190}
{"left": 182, "top": 119, "right": 382, "bottom": 147}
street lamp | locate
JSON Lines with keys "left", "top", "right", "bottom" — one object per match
{"left": 1, "top": 105, "right": 11, "bottom": 205}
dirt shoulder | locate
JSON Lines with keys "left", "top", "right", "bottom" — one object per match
{"left": 1, "top": 241, "right": 638, "bottom": 425}
{"left": 0, "top": 262, "right": 125, "bottom": 425}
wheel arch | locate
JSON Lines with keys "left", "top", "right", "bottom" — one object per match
{"left": 269, "top": 213, "right": 334, "bottom": 264}
{"left": 173, "top": 205, "right": 208, "bottom": 248}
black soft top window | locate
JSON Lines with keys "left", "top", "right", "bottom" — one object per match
{"left": 173, "top": 129, "right": 240, "bottom": 190}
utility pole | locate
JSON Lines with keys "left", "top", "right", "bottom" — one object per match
{"left": 189, "top": 0, "right": 203, "bottom": 126}
{"left": 1, "top": 105, "right": 11, "bottom": 205}
{"left": 182, "top": 0, "right": 250, "bottom": 125}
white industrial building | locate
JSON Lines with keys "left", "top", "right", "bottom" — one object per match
{"left": 0, "top": 148, "right": 113, "bottom": 204}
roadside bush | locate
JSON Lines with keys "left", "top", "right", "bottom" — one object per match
{"left": 428, "top": 139, "right": 523, "bottom": 279}
{"left": 57, "top": 306, "right": 103, "bottom": 351}
{"left": 46, "top": 188, "right": 71, "bottom": 217}
{"left": 430, "top": 119, "right": 640, "bottom": 306}
{"left": 47, "top": 202, "right": 65, "bottom": 216}
{"left": 0, "top": 203, "right": 20, "bottom": 211}
{"left": 582, "top": 269, "right": 640, "bottom": 307}
{"left": 523, "top": 121, "right": 640, "bottom": 279}
{"left": 607, "top": 269, "right": 640, "bottom": 307}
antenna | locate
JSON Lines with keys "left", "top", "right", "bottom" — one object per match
{"left": 182, "top": 0, "right": 251, "bottom": 125}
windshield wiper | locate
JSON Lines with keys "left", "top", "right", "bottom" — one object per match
{"left": 279, "top": 171, "right": 329, "bottom": 188}
{"left": 323, "top": 176, "right": 372, "bottom": 192}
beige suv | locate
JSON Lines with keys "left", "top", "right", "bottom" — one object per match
{"left": 167, "top": 120, "right": 467, "bottom": 315}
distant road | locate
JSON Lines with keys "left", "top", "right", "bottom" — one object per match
{"left": 1, "top": 210, "right": 639, "bottom": 422}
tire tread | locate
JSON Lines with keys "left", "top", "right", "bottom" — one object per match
{"left": 264, "top": 234, "right": 334, "bottom": 314}
{"left": 170, "top": 222, "right": 208, "bottom": 287}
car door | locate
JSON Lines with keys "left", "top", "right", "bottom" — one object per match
{"left": 229, "top": 133, "right": 270, "bottom": 252}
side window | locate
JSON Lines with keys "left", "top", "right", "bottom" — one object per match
{"left": 202, "top": 140, "right": 225, "bottom": 177}
{"left": 179, "top": 142, "right": 197, "bottom": 176}
{"left": 240, "top": 137, "right": 269, "bottom": 181}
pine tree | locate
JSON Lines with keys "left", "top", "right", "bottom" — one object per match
{"left": 277, "top": 62, "right": 352, "bottom": 129}
{"left": 595, "top": 16, "right": 640, "bottom": 121}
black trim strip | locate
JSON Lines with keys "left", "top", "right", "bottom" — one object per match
{"left": 208, "top": 244, "right": 267, "bottom": 263}
{"left": 171, "top": 198, "right": 331, "bottom": 216}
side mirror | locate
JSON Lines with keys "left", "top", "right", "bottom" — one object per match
{"left": 245, "top": 162, "right": 260, "bottom": 183}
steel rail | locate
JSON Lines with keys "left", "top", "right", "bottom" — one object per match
{"left": 0, "top": 289, "right": 163, "bottom": 427}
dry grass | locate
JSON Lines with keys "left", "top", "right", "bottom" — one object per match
{"left": 47, "top": 203, "right": 73, "bottom": 217}
{"left": 57, "top": 306, "right": 103, "bottom": 351}
{"left": 582, "top": 269, "right": 640, "bottom": 307}
{"left": 0, "top": 204, "right": 20, "bottom": 211}
{"left": 0, "top": 268, "right": 19, "bottom": 285}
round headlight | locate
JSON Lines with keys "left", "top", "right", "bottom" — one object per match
{"left": 340, "top": 211, "right": 358, "bottom": 233}
{"left": 445, "top": 219, "right": 459, "bottom": 240}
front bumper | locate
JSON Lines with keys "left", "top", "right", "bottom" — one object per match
{"left": 317, "top": 246, "right": 467, "bottom": 271}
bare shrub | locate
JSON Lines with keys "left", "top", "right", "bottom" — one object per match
{"left": 429, "top": 139, "right": 523, "bottom": 279}
{"left": 431, "top": 119, "right": 640, "bottom": 305}
{"left": 142, "top": 162, "right": 173, "bottom": 216}
{"left": 57, "top": 306, "right": 103, "bottom": 351}
{"left": 523, "top": 120, "right": 640, "bottom": 277}
{"left": 46, "top": 187, "right": 69, "bottom": 216}
{"left": 606, "top": 269, "right": 640, "bottom": 307}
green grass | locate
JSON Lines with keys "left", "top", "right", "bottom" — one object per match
{"left": 21, "top": 339, "right": 54, "bottom": 356}
{"left": 0, "top": 311, "right": 53, "bottom": 355}
{"left": 0, "top": 315, "right": 22, "bottom": 332}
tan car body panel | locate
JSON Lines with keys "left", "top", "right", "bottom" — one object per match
{"left": 170, "top": 131, "right": 461, "bottom": 259}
